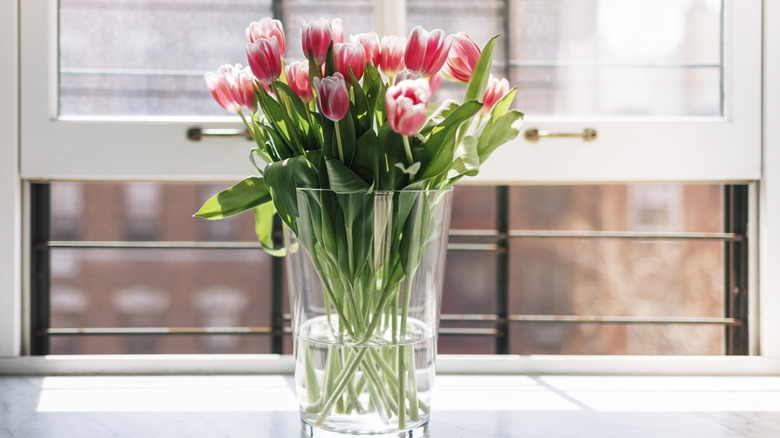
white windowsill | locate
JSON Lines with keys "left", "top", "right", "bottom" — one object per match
{"left": 2, "top": 374, "right": 780, "bottom": 437}
{"left": 1, "top": 354, "right": 780, "bottom": 376}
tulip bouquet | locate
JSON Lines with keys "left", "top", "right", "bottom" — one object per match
{"left": 196, "top": 16, "right": 522, "bottom": 435}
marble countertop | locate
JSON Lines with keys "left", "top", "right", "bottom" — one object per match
{"left": 2, "top": 375, "right": 780, "bottom": 437}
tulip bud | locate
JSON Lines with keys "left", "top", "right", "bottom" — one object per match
{"left": 404, "top": 26, "right": 451, "bottom": 77}
{"left": 481, "top": 75, "right": 510, "bottom": 114}
{"left": 302, "top": 18, "right": 333, "bottom": 65}
{"left": 350, "top": 32, "right": 381, "bottom": 66}
{"left": 285, "top": 61, "right": 313, "bottom": 104}
{"left": 246, "top": 36, "right": 282, "bottom": 85}
{"left": 205, "top": 64, "right": 257, "bottom": 113}
{"left": 331, "top": 18, "right": 344, "bottom": 44}
{"left": 313, "top": 73, "right": 350, "bottom": 121}
{"left": 246, "top": 18, "right": 286, "bottom": 58}
{"left": 378, "top": 35, "right": 406, "bottom": 80}
{"left": 334, "top": 42, "right": 366, "bottom": 81}
{"left": 442, "top": 32, "right": 481, "bottom": 83}
{"left": 385, "top": 78, "right": 431, "bottom": 136}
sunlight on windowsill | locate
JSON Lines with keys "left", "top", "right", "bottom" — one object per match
{"left": 34, "top": 375, "right": 780, "bottom": 413}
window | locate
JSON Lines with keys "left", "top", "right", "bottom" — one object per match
{"left": 4, "top": 0, "right": 777, "bottom": 372}
{"left": 30, "top": 182, "right": 747, "bottom": 356}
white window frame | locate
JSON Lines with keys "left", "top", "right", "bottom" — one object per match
{"left": 2, "top": 0, "right": 780, "bottom": 375}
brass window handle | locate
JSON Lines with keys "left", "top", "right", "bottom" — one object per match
{"left": 187, "top": 127, "right": 251, "bottom": 141}
{"left": 524, "top": 128, "right": 597, "bottom": 142}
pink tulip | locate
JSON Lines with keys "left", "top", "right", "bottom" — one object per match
{"left": 481, "top": 75, "right": 510, "bottom": 114}
{"left": 302, "top": 18, "right": 334, "bottom": 65}
{"left": 334, "top": 43, "right": 366, "bottom": 81}
{"left": 331, "top": 18, "right": 344, "bottom": 44}
{"left": 285, "top": 61, "right": 313, "bottom": 104}
{"left": 429, "top": 71, "right": 443, "bottom": 96}
{"left": 246, "top": 36, "right": 282, "bottom": 85}
{"left": 441, "top": 32, "right": 480, "bottom": 83}
{"left": 385, "top": 78, "right": 431, "bottom": 136}
{"left": 246, "top": 18, "right": 286, "bottom": 58}
{"left": 313, "top": 72, "right": 350, "bottom": 121}
{"left": 404, "top": 26, "right": 451, "bottom": 77}
{"left": 350, "top": 32, "right": 381, "bottom": 65}
{"left": 378, "top": 35, "right": 406, "bottom": 80}
{"left": 205, "top": 64, "right": 257, "bottom": 113}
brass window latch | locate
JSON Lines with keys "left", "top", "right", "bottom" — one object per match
{"left": 524, "top": 128, "right": 598, "bottom": 142}
{"left": 187, "top": 127, "right": 252, "bottom": 141}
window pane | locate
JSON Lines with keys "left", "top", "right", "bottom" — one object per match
{"left": 509, "top": 0, "right": 722, "bottom": 116}
{"left": 59, "top": 0, "right": 274, "bottom": 116}
{"left": 509, "top": 185, "right": 723, "bottom": 233}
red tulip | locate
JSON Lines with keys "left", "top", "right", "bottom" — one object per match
{"left": 313, "top": 73, "right": 350, "bottom": 121}
{"left": 285, "top": 61, "right": 313, "bottom": 104}
{"left": 246, "top": 36, "right": 282, "bottom": 85}
{"left": 378, "top": 35, "right": 406, "bottom": 80}
{"left": 205, "top": 64, "right": 257, "bottom": 113}
{"left": 246, "top": 18, "right": 286, "bottom": 58}
{"left": 350, "top": 32, "right": 381, "bottom": 65}
{"left": 481, "top": 75, "right": 510, "bottom": 114}
{"left": 385, "top": 78, "right": 431, "bottom": 136}
{"left": 404, "top": 26, "right": 451, "bottom": 77}
{"left": 334, "top": 43, "right": 366, "bottom": 81}
{"left": 442, "top": 32, "right": 480, "bottom": 83}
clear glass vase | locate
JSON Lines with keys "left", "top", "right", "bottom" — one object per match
{"left": 285, "top": 188, "right": 453, "bottom": 437}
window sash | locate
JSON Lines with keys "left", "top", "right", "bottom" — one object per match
{"left": 18, "top": 0, "right": 762, "bottom": 182}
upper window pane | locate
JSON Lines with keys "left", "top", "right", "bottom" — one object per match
{"left": 508, "top": 0, "right": 723, "bottom": 116}
{"left": 59, "top": 0, "right": 722, "bottom": 118}
{"left": 58, "top": 0, "right": 274, "bottom": 117}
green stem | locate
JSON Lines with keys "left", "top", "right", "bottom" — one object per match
{"left": 335, "top": 119, "right": 345, "bottom": 163}
{"left": 304, "top": 342, "right": 320, "bottom": 405}
{"left": 402, "top": 135, "right": 414, "bottom": 167}
{"left": 316, "top": 348, "right": 369, "bottom": 425}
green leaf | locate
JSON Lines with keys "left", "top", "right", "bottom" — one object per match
{"left": 416, "top": 100, "right": 482, "bottom": 181}
{"left": 273, "top": 81, "right": 318, "bottom": 149}
{"left": 256, "top": 122, "right": 293, "bottom": 160}
{"left": 349, "top": 69, "right": 371, "bottom": 135}
{"left": 325, "top": 159, "right": 371, "bottom": 193}
{"left": 194, "top": 176, "right": 271, "bottom": 219}
{"left": 256, "top": 85, "right": 294, "bottom": 146}
{"left": 419, "top": 99, "right": 460, "bottom": 138}
{"left": 447, "top": 135, "right": 480, "bottom": 180}
{"left": 376, "top": 123, "right": 407, "bottom": 191}
{"left": 362, "top": 64, "right": 385, "bottom": 126}
{"left": 324, "top": 43, "right": 336, "bottom": 77}
{"left": 477, "top": 110, "right": 524, "bottom": 163}
{"left": 252, "top": 202, "right": 286, "bottom": 257}
{"left": 264, "top": 155, "right": 319, "bottom": 232}
{"left": 335, "top": 113, "right": 357, "bottom": 165}
{"left": 351, "top": 129, "right": 379, "bottom": 182}
{"left": 464, "top": 35, "right": 498, "bottom": 103}
{"left": 490, "top": 87, "right": 517, "bottom": 120}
